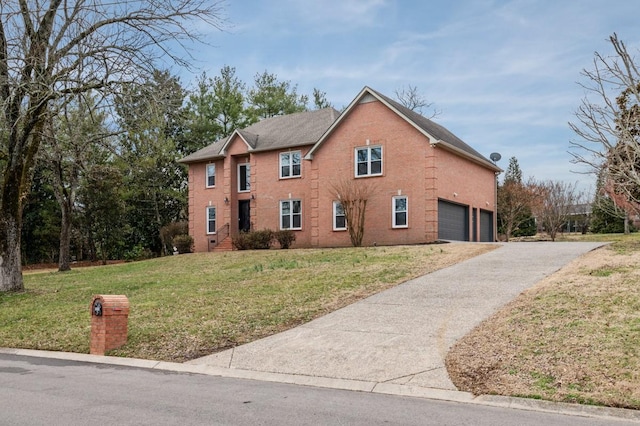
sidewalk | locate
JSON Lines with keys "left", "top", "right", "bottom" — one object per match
{"left": 188, "top": 242, "right": 606, "bottom": 390}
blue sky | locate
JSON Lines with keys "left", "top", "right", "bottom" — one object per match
{"left": 176, "top": 0, "right": 640, "bottom": 193}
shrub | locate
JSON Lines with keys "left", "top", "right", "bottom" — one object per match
{"left": 124, "top": 244, "right": 154, "bottom": 262}
{"left": 274, "top": 230, "right": 296, "bottom": 249}
{"left": 232, "top": 229, "right": 274, "bottom": 250}
{"left": 172, "top": 234, "right": 194, "bottom": 254}
{"left": 160, "top": 221, "right": 189, "bottom": 254}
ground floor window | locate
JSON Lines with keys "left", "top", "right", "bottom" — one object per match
{"left": 206, "top": 206, "right": 216, "bottom": 234}
{"left": 281, "top": 199, "right": 301, "bottom": 230}
{"left": 333, "top": 201, "right": 347, "bottom": 230}
{"left": 393, "top": 196, "right": 408, "bottom": 228}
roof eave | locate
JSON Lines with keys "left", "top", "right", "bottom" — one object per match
{"left": 219, "top": 130, "right": 255, "bottom": 155}
{"left": 177, "top": 153, "right": 226, "bottom": 164}
{"left": 304, "top": 89, "right": 368, "bottom": 160}
{"left": 432, "top": 140, "right": 503, "bottom": 172}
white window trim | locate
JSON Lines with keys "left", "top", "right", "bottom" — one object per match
{"left": 355, "top": 145, "right": 383, "bottom": 178}
{"left": 206, "top": 163, "right": 216, "bottom": 188}
{"left": 238, "top": 163, "right": 250, "bottom": 192}
{"left": 279, "top": 150, "right": 302, "bottom": 179}
{"left": 333, "top": 201, "right": 347, "bottom": 231}
{"left": 392, "top": 196, "right": 408, "bottom": 228}
{"left": 206, "top": 206, "right": 216, "bottom": 235}
{"left": 280, "top": 199, "right": 302, "bottom": 230}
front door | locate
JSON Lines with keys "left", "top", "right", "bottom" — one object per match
{"left": 239, "top": 200, "right": 251, "bottom": 232}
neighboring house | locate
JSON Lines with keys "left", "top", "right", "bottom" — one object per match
{"left": 179, "top": 86, "right": 501, "bottom": 252}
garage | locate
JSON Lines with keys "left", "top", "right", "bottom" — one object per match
{"left": 438, "top": 199, "right": 469, "bottom": 241}
{"left": 479, "top": 209, "right": 494, "bottom": 242}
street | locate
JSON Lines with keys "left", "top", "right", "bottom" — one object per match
{"left": 0, "top": 353, "right": 636, "bottom": 426}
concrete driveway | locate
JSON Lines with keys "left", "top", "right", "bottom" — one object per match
{"left": 189, "top": 242, "right": 606, "bottom": 391}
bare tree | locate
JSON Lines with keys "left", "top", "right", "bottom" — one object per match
{"left": 394, "top": 85, "right": 440, "bottom": 118}
{"left": 0, "top": 1, "right": 225, "bottom": 292}
{"left": 41, "top": 95, "right": 115, "bottom": 272}
{"left": 498, "top": 177, "right": 539, "bottom": 241}
{"left": 532, "top": 181, "right": 581, "bottom": 241}
{"left": 569, "top": 34, "right": 640, "bottom": 216}
{"left": 497, "top": 156, "right": 538, "bottom": 241}
{"left": 328, "top": 178, "right": 374, "bottom": 247}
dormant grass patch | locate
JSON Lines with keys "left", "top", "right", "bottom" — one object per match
{"left": 447, "top": 233, "right": 640, "bottom": 409}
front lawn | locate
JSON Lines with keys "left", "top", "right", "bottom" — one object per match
{"left": 2, "top": 243, "right": 494, "bottom": 362}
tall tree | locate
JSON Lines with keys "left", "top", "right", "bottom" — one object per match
{"left": 312, "top": 88, "right": 332, "bottom": 110}
{"left": 497, "top": 157, "right": 537, "bottom": 241}
{"left": 21, "top": 166, "right": 60, "bottom": 265}
{"left": 0, "top": 1, "right": 225, "bottom": 292}
{"left": 182, "top": 66, "right": 254, "bottom": 154}
{"left": 41, "top": 96, "right": 113, "bottom": 271}
{"left": 115, "top": 69, "right": 188, "bottom": 255}
{"left": 78, "top": 164, "right": 126, "bottom": 264}
{"left": 247, "top": 71, "right": 308, "bottom": 119}
{"left": 570, "top": 34, "right": 640, "bottom": 217}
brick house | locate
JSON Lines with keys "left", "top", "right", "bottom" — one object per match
{"left": 179, "top": 86, "right": 501, "bottom": 251}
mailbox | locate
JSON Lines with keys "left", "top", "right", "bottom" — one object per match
{"left": 90, "top": 295, "right": 130, "bottom": 355}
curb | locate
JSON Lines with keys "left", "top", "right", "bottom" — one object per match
{"left": 2, "top": 347, "right": 640, "bottom": 423}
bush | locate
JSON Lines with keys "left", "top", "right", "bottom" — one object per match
{"left": 124, "top": 244, "right": 155, "bottom": 262}
{"left": 512, "top": 217, "right": 537, "bottom": 237}
{"left": 160, "top": 221, "right": 189, "bottom": 254}
{"left": 232, "top": 229, "right": 274, "bottom": 250}
{"left": 172, "top": 234, "right": 194, "bottom": 254}
{"left": 274, "top": 230, "right": 296, "bottom": 249}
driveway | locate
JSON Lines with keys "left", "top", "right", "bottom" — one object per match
{"left": 189, "top": 242, "right": 606, "bottom": 390}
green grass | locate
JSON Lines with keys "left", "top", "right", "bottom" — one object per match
{"left": 1, "top": 244, "right": 494, "bottom": 362}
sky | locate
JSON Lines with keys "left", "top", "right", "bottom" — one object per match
{"left": 173, "top": 0, "right": 640, "bottom": 194}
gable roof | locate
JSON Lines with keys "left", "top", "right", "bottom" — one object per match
{"left": 305, "top": 86, "right": 501, "bottom": 172}
{"left": 178, "top": 107, "right": 340, "bottom": 164}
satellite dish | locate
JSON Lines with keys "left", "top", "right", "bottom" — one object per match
{"left": 490, "top": 152, "right": 502, "bottom": 162}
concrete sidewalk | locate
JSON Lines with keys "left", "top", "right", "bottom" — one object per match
{"left": 188, "top": 241, "right": 606, "bottom": 390}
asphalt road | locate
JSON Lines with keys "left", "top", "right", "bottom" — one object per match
{"left": 1, "top": 353, "right": 637, "bottom": 426}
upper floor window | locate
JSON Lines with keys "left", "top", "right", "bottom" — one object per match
{"left": 206, "top": 206, "right": 216, "bottom": 234}
{"left": 280, "top": 199, "right": 302, "bottom": 230}
{"left": 280, "top": 151, "right": 301, "bottom": 179}
{"left": 393, "top": 196, "right": 408, "bottom": 228}
{"left": 238, "top": 163, "right": 250, "bottom": 192}
{"left": 333, "top": 201, "right": 347, "bottom": 231}
{"left": 206, "top": 163, "right": 216, "bottom": 188}
{"left": 355, "top": 146, "right": 382, "bottom": 177}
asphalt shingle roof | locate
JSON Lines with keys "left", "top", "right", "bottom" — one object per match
{"left": 367, "top": 88, "right": 493, "bottom": 164}
{"left": 179, "top": 87, "right": 497, "bottom": 171}
{"left": 179, "top": 107, "right": 340, "bottom": 163}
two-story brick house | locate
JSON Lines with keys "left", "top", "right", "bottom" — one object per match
{"left": 179, "top": 86, "right": 501, "bottom": 251}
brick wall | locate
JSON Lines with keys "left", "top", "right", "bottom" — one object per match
{"left": 186, "top": 97, "right": 497, "bottom": 251}
{"left": 312, "top": 99, "right": 437, "bottom": 246}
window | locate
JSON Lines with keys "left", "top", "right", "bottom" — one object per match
{"left": 280, "top": 199, "right": 302, "bottom": 230}
{"left": 333, "top": 201, "right": 347, "bottom": 231}
{"left": 280, "top": 151, "right": 301, "bottom": 178}
{"left": 355, "top": 146, "right": 382, "bottom": 177}
{"left": 238, "top": 163, "right": 250, "bottom": 192}
{"left": 206, "top": 206, "right": 216, "bottom": 234}
{"left": 393, "top": 196, "right": 408, "bottom": 228}
{"left": 206, "top": 164, "right": 215, "bottom": 187}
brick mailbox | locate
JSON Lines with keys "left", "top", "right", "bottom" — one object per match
{"left": 90, "top": 295, "right": 130, "bottom": 355}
